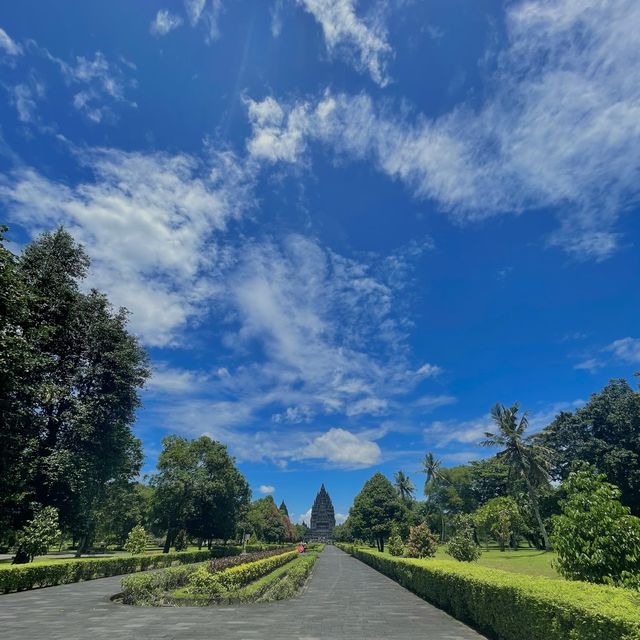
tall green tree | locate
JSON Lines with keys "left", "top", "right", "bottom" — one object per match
{"left": 150, "top": 435, "right": 249, "bottom": 551}
{"left": 421, "top": 452, "right": 444, "bottom": 495}
{"left": 349, "top": 472, "right": 407, "bottom": 552}
{"left": 245, "top": 496, "right": 288, "bottom": 542}
{"left": 539, "top": 379, "right": 640, "bottom": 514}
{"left": 482, "top": 403, "right": 553, "bottom": 550}
{"left": 0, "top": 228, "right": 149, "bottom": 556}
{"left": 393, "top": 470, "right": 415, "bottom": 503}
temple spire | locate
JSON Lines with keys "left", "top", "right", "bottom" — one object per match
{"left": 308, "top": 484, "right": 336, "bottom": 541}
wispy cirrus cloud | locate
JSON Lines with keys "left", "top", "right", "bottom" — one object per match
{"left": 150, "top": 10, "right": 184, "bottom": 36}
{"left": 0, "top": 146, "right": 253, "bottom": 346}
{"left": 246, "top": 0, "right": 640, "bottom": 261}
{"left": 574, "top": 336, "right": 640, "bottom": 371}
{"left": 0, "top": 26, "right": 22, "bottom": 57}
{"left": 296, "top": 0, "right": 392, "bottom": 86}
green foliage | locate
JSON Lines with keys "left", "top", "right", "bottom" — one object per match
{"left": 124, "top": 525, "right": 148, "bottom": 555}
{"left": 539, "top": 379, "right": 640, "bottom": 515}
{"left": 189, "top": 551, "right": 297, "bottom": 595}
{"left": 1, "top": 548, "right": 216, "bottom": 593}
{"left": 150, "top": 435, "right": 250, "bottom": 551}
{"left": 406, "top": 523, "right": 438, "bottom": 558}
{"left": 173, "top": 529, "right": 188, "bottom": 551}
{"left": 14, "top": 506, "right": 61, "bottom": 563}
{"left": 387, "top": 524, "right": 405, "bottom": 557}
{"left": 0, "top": 228, "right": 149, "bottom": 553}
{"left": 446, "top": 519, "right": 482, "bottom": 562}
{"left": 119, "top": 546, "right": 292, "bottom": 604}
{"left": 342, "top": 546, "right": 640, "bottom": 640}
{"left": 245, "top": 496, "right": 290, "bottom": 543}
{"left": 331, "top": 521, "right": 353, "bottom": 542}
{"left": 349, "top": 472, "right": 408, "bottom": 552}
{"left": 95, "top": 482, "right": 152, "bottom": 547}
{"left": 474, "top": 496, "right": 526, "bottom": 551}
{"left": 552, "top": 465, "right": 640, "bottom": 589}
{"left": 394, "top": 470, "right": 415, "bottom": 503}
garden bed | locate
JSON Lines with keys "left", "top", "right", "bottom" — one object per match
{"left": 120, "top": 547, "right": 321, "bottom": 606}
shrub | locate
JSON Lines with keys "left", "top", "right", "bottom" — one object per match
{"left": 446, "top": 522, "right": 481, "bottom": 563}
{"left": 552, "top": 465, "right": 640, "bottom": 589}
{"left": 120, "top": 546, "right": 295, "bottom": 605}
{"left": 173, "top": 529, "right": 188, "bottom": 552}
{"left": 14, "top": 506, "right": 61, "bottom": 562}
{"left": 406, "top": 523, "right": 437, "bottom": 558}
{"left": 345, "top": 546, "right": 640, "bottom": 640}
{"left": 124, "top": 525, "right": 148, "bottom": 555}
{"left": 387, "top": 525, "right": 405, "bottom": 557}
{"left": 474, "top": 496, "right": 525, "bottom": 551}
{"left": 188, "top": 551, "right": 297, "bottom": 596}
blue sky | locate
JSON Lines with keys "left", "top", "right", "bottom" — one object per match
{"left": 1, "top": 0, "right": 639, "bottom": 525}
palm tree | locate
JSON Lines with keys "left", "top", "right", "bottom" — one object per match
{"left": 394, "top": 471, "right": 415, "bottom": 503}
{"left": 421, "top": 452, "right": 447, "bottom": 541}
{"left": 481, "top": 402, "right": 553, "bottom": 550}
{"left": 421, "top": 452, "right": 444, "bottom": 495}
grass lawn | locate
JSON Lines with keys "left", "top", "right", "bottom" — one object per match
{"left": 435, "top": 546, "right": 559, "bottom": 579}
{"left": 372, "top": 545, "right": 559, "bottom": 579}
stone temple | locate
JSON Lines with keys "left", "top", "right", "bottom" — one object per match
{"left": 308, "top": 484, "right": 336, "bottom": 541}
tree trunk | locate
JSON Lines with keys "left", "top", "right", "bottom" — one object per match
{"left": 525, "top": 476, "right": 551, "bottom": 550}
{"left": 76, "top": 534, "right": 90, "bottom": 557}
{"left": 12, "top": 547, "right": 30, "bottom": 564}
{"left": 163, "top": 531, "right": 172, "bottom": 553}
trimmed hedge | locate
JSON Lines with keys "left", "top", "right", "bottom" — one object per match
{"left": 188, "top": 551, "right": 298, "bottom": 596}
{"left": 0, "top": 549, "right": 220, "bottom": 593}
{"left": 337, "top": 545, "right": 640, "bottom": 640}
{"left": 120, "top": 546, "right": 296, "bottom": 605}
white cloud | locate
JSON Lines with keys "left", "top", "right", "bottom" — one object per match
{"left": 335, "top": 512, "right": 347, "bottom": 525}
{"left": 299, "top": 427, "right": 381, "bottom": 467}
{"left": 258, "top": 484, "right": 275, "bottom": 494}
{"left": 296, "top": 0, "right": 392, "bottom": 86}
{"left": 247, "top": 0, "right": 640, "bottom": 260}
{"left": 0, "top": 147, "right": 252, "bottom": 346}
{"left": 146, "top": 363, "right": 209, "bottom": 394}
{"left": 414, "top": 394, "right": 456, "bottom": 410}
{"left": 425, "top": 399, "right": 585, "bottom": 447}
{"left": 0, "top": 27, "right": 22, "bottom": 56}
{"left": 150, "top": 10, "right": 184, "bottom": 36}
{"left": 574, "top": 357, "right": 602, "bottom": 373}
{"left": 297, "top": 508, "right": 312, "bottom": 524}
{"left": 10, "top": 82, "right": 43, "bottom": 123}
{"left": 416, "top": 363, "right": 442, "bottom": 378}
{"left": 184, "top": 0, "right": 223, "bottom": 42}
{"left": 271, "top": 0, "right": 284, "bottom": 38}
{"left": 45, "top": 49, "right": 137, "bottom": 123}
{"left": 606, "top": 337, "right": 640, "bottom": 364}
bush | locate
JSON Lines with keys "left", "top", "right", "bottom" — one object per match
{"left": 344, "top": 546, "right": 640, "bottom": 640}
{"left": 14, "top": 506, "right": 61, "bottom": 562}
{"left": 188, "top": 551, "right": 297, "bottom": 596}
{"left": 2, "top": 548, "right": 217, "bottom": 593}
{"left": 552, "top": 465, "right": 640, "bottom": 589}
{"left": 124, "top": 525, "right": 148, "bottom": 555}
{"left": 173, "top": 529, "right": 188, "bottom": 552}
{"left": 120, "top": 546, "right": 295, "bottom": 605}
{"left": 406, "top": 523, "right": 438, "bottom": 558}
{"left": 387, "top": 525, "right": 405, "bottom": 557}
{"left": 446, "top": 522, "right": 482, "bottom": 563}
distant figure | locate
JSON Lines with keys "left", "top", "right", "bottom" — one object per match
{"left": 298, "top": 543, "right": 305, "bottom": 553}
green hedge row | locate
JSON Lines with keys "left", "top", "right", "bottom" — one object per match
{"left": 120, "top": 546, "right": 296, "bottom": 605}
{"left": 188, "top": 550, "right": 298, "bottom": 595}
{"left": 0, "top": 547, "right": 237, "bottom": 593}
{"left": 336, "top": 545, "right": 640, "bottom": 640}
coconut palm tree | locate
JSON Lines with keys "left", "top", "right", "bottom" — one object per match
{"left": 481, "top": 402, "right": 553, "bottom": 550}
{"left": 421, "top": 452, "right": 448, "bottom": 541}
{"left": 393, "top": 471, "right": 415, "bottom": 503}
{"left": 421, "top": 452, "right": 444, "bottom": 495}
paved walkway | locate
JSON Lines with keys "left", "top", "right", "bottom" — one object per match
{"left": 0, "top": 546, "right": 486, "bottom": 639}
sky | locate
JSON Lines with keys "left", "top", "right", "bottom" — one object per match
{"left": 1, "top": 0, "right": 639, "bottom": 526}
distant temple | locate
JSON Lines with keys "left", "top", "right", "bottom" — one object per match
{"left": 308, "top": 484, "right": 336, "bottom": 541}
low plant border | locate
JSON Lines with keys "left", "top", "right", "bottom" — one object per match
{"left": 0, "top": 544, "right": 284, "bottom": 593}
{"left": 168, "top": 551, "right": 319, "bottom": 605}
{"left": 120, "top": 546, "right": 297, "bottom": 606}
{"left": 336, "top": 544, "right": 640, "bottom": 640}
